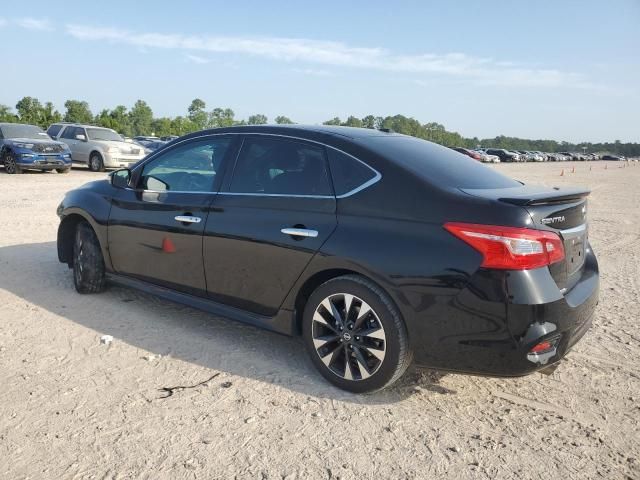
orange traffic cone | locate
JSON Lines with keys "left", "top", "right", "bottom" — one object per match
{"left": 560, "top": 169, "right": 564, "bottom": 176}
{"left": 572, "top": 166, "right": 575, "bottom": 173}
{"left": 605, "top": 164, "right": 608, "bottom": 170}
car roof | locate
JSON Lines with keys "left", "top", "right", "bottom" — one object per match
{"left": 0, "top": 122, "right": 41, "bottom": 128}
{"left": 185, "top": 124, "right": 401, "bottom": 142}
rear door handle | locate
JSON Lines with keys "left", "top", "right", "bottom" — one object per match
{"left": 281, "top": 228, "right": 318, "bottom": 238}
{"left": 175, "top": 215, "right": 201, "bottom": 224}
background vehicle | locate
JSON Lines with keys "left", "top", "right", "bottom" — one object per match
{"left": 0, "top": 123, "right": 72, "bottom": 174}
{"left": 452, "top": 147, "right": 483, "bottom": 161}
{"left": 602, "top": 154, "right": 625, "bottom": 161}
{"left": 56, "top": 124, "right": 147, "bottom": 171}
{"left": 56, "top": 125, "right": 599, "bottom": 393}
{"left": 160, "top": 135, "right": 179, "bottom": 142}
{"left": 485, "top": 148, "right": 522, "bottom": 162}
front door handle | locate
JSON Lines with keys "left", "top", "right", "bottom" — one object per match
{"left": 175, "top": 215, "right": 201, "bottom": 224}
{"left": 281, "top": 227, "right": 318, "bottom": 238}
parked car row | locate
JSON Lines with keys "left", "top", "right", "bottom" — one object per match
{"left": 453, "top": 147, "right": 628, "bottom": 163}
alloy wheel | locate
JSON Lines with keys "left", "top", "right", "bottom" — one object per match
{"left": 5, "top": 155, "right": 16, "bottom": 174}
{"left": 311, "top": 293, "right": 387, "bottom": 381}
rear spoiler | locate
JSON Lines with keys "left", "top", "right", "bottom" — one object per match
{"left": 460, "top": 186, "right": 591, "bottom": 206}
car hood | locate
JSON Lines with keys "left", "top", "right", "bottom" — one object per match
{"left": 7, "top": 137, "right": 66, "bottom": 147}
{"left": 96, "top": 140, "right": 144, "bottom": 152}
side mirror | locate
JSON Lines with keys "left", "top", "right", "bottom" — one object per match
{"left": 110, "top": 168, "right": 131, "bottom": 189}
{"left": 75, "top": 134, "right": 87, "bottom": 142}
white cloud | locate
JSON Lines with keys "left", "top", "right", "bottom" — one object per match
{"left": 16, "top": 17, "right": 53, "bottom": 31}
{"left": 185, "top": 54, "right": 210, "bottom": 64}
{"left": 65, "top": 23, "right": 594, "bottom": 89}
{"left": 0, "top": 18, "right": 7, "bottom": 28}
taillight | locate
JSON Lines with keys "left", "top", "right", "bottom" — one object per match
{"left": 444, "top": 222, "right": 565, "bottom": 270}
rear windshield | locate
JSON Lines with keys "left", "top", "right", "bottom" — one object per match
{"left": 365, "top": 136, "right": 521, "bottom": 189}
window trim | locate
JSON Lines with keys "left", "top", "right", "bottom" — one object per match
{"left": 130, "top": 132, "right": 381, "bottom": 198}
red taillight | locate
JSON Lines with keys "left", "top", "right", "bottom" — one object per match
{"left": 444, "top": 222, "right": 565, "bottom": 270}
{"left": 470, "top": 152, "right": 482, "bottom": 160}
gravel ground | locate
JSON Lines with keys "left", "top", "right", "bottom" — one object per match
{"left": 0, "top": 161, "right": 638, "bottom": 479}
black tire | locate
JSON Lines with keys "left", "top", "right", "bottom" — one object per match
{"left": 88, "top": 152, "right": 104, "bottom": 172}
{"left": 73, "top": 222, "right": 106, "bottom": 294}
{"left": 3, "top": 151, "right": 22, "bottom": 174}
{"left": 302, "top": 275, "right": 412, "bottom": 393}
{"left": 56, "top": 167, "right": 71, "bottom": 174}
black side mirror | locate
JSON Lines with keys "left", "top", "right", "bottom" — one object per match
{"left": 110, "top": 168, "right": 131, "bottom": 189}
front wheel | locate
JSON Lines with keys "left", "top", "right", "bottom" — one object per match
{"left": 302, "top": 275, "right": 412, "bottom": 393}
{"left": 73, "top": 222, "right": 106, "bottom": 294}
{"left": 88, "top": 153, "right": 104, "bottom": 172}
{"left": 56, "top": 167, "right": 71, "bottom": 174}
{"left": 3, "top": 152, "right": 22, "bottom": 174}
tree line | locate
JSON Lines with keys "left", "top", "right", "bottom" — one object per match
{"left": 1, "top": 96, "right": 637, "bottom": 156}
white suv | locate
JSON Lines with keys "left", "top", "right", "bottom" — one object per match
{"left": 52, "top": 124, "right": 147, "bottom": 171}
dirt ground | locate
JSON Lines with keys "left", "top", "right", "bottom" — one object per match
{"left": 0, "top": 161, "right": 638, "bottom": 480}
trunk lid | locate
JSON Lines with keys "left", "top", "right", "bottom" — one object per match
{"left": 461, "top": 185, "right": 590, "bottom": 291}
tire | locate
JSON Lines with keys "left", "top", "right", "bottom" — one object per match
{"left": 73, "top": 222, "right": 106, "bottom": 294}
{"left": 88, "top": 152, "right": 104, "bottom": 172}
{"left": 3, "top": 151, "right": 22, "bottom": 174}
{"left": 302, "top": 275, "right": 412, "bottom": 393}
{"left": 56, "top": 167, "right": 71, "bottom": 174}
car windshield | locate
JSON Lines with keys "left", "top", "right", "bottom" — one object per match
{"left": 367, "top": 136, "right": 521, "bottom": 189}
{"left": 1, "top": 124, "right": 50, "bottom": 140}
{"left": 87, "top": 128, "right": 123, "bottom": 142}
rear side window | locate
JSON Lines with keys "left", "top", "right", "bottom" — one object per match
{"left": 47, "top": 124, "right": 63, "bottom": 138}
{"left": 327, "top": 148, "right": 378, "bottom": 196}
{"left": 369, "top": 137, "right": 520, "bottom": 189}
{"left": 229, "top": 137, "right": 332, "bottom": 196}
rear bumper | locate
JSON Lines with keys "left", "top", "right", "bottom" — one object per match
{"left": 408, "top": 244, "right": 599, "bottom": 376}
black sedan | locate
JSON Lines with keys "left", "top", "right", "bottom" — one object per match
{"left": 56, "top": 125, "right": 599, "bottom": 392}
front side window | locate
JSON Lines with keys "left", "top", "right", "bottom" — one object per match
{"left": 139, "top": 137, "right": 231, "bottom": 193}
{"left": 229, "top": 137, "right": 332, "bottom": 196}
{"left": 60, "top": 127, "right": 78, "bottom": 140}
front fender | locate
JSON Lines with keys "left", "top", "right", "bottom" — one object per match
{"left": 57, "top": 180, "right": 114, "bottom": 271}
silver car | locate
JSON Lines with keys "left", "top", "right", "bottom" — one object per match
{"left": 52, "top": 124, "right": 147, "bottom": 171}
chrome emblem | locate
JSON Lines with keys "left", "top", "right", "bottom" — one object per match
{"left": 541, "top": 216, "right": 565, "bottom": 225}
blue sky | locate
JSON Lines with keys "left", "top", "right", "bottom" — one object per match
{"left": 1, "top": 0, "right": 638, "bottom": 142}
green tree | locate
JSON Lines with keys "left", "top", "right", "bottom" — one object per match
{"left": 323, "top": 117, "right": 341, "bottom": 126}
{"left": 342, "top": 116, "right": 363, "bottom": 128}
{"left": 152, "top": 117, "right": 174, "bottom": 137}
{"left": 209, "top": 107, "right": 235, "bottom": 128}
{"left": 41, "top": 102, "right": 62, "bottom": 127}
{"left": 129, "top": 100, "right": 154, "bottom": 136}
{"left": 0, "top": 104, "right": 17, "bottom": 123}
{"left": 274, "top": 115, "right": 294, "bottom": 124}
{"left": 187, "top": 98, "right": 208, "bottom": 130}
{"left": 16, "top": 96, "right": 44, "bottom": 126}
{"left": 170, "top": 116, "right": 197, "bottom": 136}
{"left": 247, "top": 114, "right": 268, "bottom": 125}
{"left": 63, "top": 100, "right": 93, "bottom": 124}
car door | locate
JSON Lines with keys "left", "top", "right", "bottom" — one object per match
{"left": 203, "top": 135, "right": 337, "bottom": 316}
{"left": 73, "top": 127, "right": 91, "bottom": 163}
{"left": 108, "top": 135, "right": 237, "bottom": 296}
{"left": 58, "top": 126, "right": 81, "bottom": 161}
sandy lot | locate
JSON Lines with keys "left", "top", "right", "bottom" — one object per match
{"left": 0, "top": 161, "right": 638, "bottom": 479}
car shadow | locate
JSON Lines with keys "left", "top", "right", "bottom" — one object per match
{"left": 0, "top": 241, "right": 453, "bottom": 404}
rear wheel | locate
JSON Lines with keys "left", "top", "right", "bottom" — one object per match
{"left": 4, "top": 151, "right": 22, "bottom": 174}
{"left": 73, "top": 222, "right": 106, "bottom": 294}
{"left": 88, "top": 153, "right": 104, "bottom": 172}
{"left": 302, "top": 275, "right": 412, "bottom": 393}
